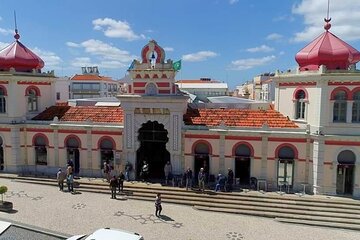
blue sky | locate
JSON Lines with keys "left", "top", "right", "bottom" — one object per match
{"left": 1, "top": 0, "right": 360, "bottom": 89}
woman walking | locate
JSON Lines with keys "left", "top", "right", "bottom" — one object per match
{"left": 155, "top": 193, "right": 162, "bottom": 217}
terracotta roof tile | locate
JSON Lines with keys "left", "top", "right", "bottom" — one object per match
{"left": 33, "top": 106, "right": 123, "bottom": 123}
{"left": 71, "top": 74, "right": 115, "bottom": 81}
{"left": 183, "top": 108, "right": 298, "bottom": 128}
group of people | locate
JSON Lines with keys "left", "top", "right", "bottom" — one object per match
{"left": 109, "top": 171, "right": 125, "bottom": 199}
{"left": 56, "top": 160, "right": 76, "bottom": 193}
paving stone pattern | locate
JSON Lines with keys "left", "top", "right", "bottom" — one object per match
{"left": 0, "top": 178, "right": 359, "bottom": 240}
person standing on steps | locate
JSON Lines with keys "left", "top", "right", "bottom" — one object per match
{"left": 110, "top": 175, "right": 117, "bottom": 199}
{"left": 227, "top": 168, "right": 234, "bottom": 192}
{"left": 185, "top": 167, "right": 193, "bottom": 191}
{"left": 141, "top": 161, "right": 149, "bottom": 182}
{"left": 125, "top": 161, "right": 132, "bottom": 181}
{"left": 118, "top": 171, "right": 125, "bottom": 193}
{"left": 164, "top": 161, "right": 172, "bottom": 185}
{"left": 198, "top": 168, "right": 205, "bottom": 192}
{"left": 155, "top": 193, "right": 162, "bottom": 217}
{"left": 56, "top": 168, "right": 65, "bottom": 191}
{"left": 103, "top": 161, "right": 111, "bottom": 182}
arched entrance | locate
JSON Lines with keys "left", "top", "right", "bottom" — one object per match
{"left": 336, "top": 150, "right": 356, "bottom": 195}
{"left": 277, "top": 146, "right": 295, "bottom": 188}
{"left": 66, "top": 136, "right": 80, "bottom": 174}
{"left": 136, "top": 121, "right": 170, "bottom": 179}
{"left": 193, "top": 142, "right": 210, "bottom": 183}
{"left": 234, "top": 144, "right": 251, "bottom": 185}
{"left": 99, "top": 138, "right": 115, "bottom": 169}
{"left": 0, "top": 137, "right": 3, "bottom": 170}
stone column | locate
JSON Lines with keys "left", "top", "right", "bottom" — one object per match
{"left": 353, "top": 163, "right": 360, "bottom": 198}
{"left": 261, "top": 134, "right": 268, "bottom": 179}
{"left": 10, "top": 126, "right": 21, "bottom": 173}
{"left": 346, "top": 101, "right": 353, "bottom": 123}
{"left": 86, "top": 128, "right": 92, "bottom": 172}
{"left": 312, "top": 136, "right": 325, "bottom": 195}
{"left": 219, "top": 133, "right": 225, "bottom": 174}
{"left": 53, "top": 128, "right": 59, "bottom": 167}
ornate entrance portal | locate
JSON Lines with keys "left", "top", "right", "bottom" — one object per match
{"left": 136, "top": 121, "right": 170, "bottom": 179}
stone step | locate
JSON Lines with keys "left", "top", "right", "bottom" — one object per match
{"left": 275, "top": 217, "right": 360, "bottom": 231}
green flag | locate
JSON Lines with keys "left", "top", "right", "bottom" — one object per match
{"left": 173, "top": 60, "right": 181, "bottom": 71}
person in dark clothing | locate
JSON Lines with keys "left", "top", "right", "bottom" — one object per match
{"left": 141, "top": 161, "right": 149, "bottom": 182}
{"left": 109, "top": 175, "right": 117, "bottom": 199}
{"left": 118, "top": 171, "right": 125, "bottom": 193}
{"left": 227, "top": 168, "right": 234, "bottom": 192}
{"left": 185, "top": 167, "right": 193, "bottom": 191}
{"left": 155, "top": 193, "right": 162, "bottom": 217}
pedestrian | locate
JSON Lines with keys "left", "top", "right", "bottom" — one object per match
{"left": 203, "top": 161, "right": 209, "bottom": 186}
{"left": 227, "top": 168, "right": 234, "bottom": 192}
{"left": 125, "top": 161, "right": 132, "bottom": 181}
{"left": 103, "top": 161, "right": 110, "bottom": 182}
{"left": 198, "top": 168, "right": 205, "bottom": 192}
{"left": 185, "top": 167, "right": 193, "bottom": 191}
{"left": 215, "top": 174, "right": 226, "bottom": 192}
{"left": 163, "top": 161, "right": 172, "bottom": 185}
{"left": 67, "top": 173, "right": 74, "bottom": 193}
{"left": 66, "top": 164, "right": 73, "bottom": 176}
{"left": 155, "top": 193, "right": 162, "bottom": 217}
{"left": 110, "top": 175, "right": 117, "bottom": 199}
{"left": 56, "top": 168, "right": 65, "bottom": 191}
{"left": 118, "top": 171, "right": 125, "bottom": 193}
{"left": 141, "top": 161, "right": 149, "bottom": 182}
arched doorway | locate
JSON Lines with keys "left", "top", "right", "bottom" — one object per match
{"left": 277, "top": 146, "right": 295, "bottom": 188}
{"left": 193, "top": 142, "right": 210, "bottom": 183}
{"left": 66, "top": 136, "right": 80, "bottom": 174}
{"left": 136, "top": 121, "right": 170, "bottom": 179}
{"left": 99, "top": 138, "right": 115, "bottom": 169}
{"left": 34, "top": 135, "right": 48, "bottom": 165}
{"left": 336, "top": 150, "right": 356, "bottom": 195}
{"left": 0, "top": 137, "right": 3, "bottom": 170}
{"left": 234, "top": 144, "right": 251, "bottom": 185}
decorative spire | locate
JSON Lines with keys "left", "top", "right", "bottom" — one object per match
{"left": 14, "top": 10, "right": 20, "bottom": 40}
{"left": 324, "top": 0, "right": 331, "bottom": 31}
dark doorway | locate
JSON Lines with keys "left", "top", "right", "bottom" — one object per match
{"left": 193, "top": 142, "right": 210, "bottom": 184}
{"left": 136, "top": 121, "right": 170, "bottom": 179}
{"left": 235, "top": 157, "right": 250, "bottom": 185}
{"left": 100, "top": 138, "right": 114, "bottom": 169}
{"left": 0, "top": 137, "right": 3, "bottom": 170}
{"left": 66, "top": 137, "right": 80, "bottom": 174}
{"left": 234, "top": 144, "right": 252, "bottom": 185}
{"left": 336, "top": 150, "right": 356, "bottom": 195}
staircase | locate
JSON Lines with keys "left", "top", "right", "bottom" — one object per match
{"left": 2, "top": 175, "right": 360, "bottom": 231}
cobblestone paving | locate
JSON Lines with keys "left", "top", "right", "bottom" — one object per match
{"left": 0, "top": 178, "right": 359, "bottom": 240}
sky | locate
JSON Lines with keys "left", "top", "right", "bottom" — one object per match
{"left": 1, "top": 0, "right": 360, "bottom": 89}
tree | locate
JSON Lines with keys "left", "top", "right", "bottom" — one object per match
{"left": 0, "top": 186, "right": 8, "bottom": 203}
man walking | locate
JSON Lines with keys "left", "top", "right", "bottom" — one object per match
{"left": 56, "top": 168, "right": 65, "bottom": 191}
{"left": 198, "top": 168, "right": 205, "bottom": 192}
{"left": 118, "top": 171, "right": 125, "bottom": 193}
{"left": 110, "top": 175, "right": 117, "bottom": 199}
{"left": 185, "top": 167, "right": 193, "bottom": 191}
{"left": 227, "top": 168, "right": 234, "bottom": 192}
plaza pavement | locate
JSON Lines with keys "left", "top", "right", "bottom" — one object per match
{"left": 0, "top": 178, "right": 359, "bottom": 240}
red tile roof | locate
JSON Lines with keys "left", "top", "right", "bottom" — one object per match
{"left": 183, "top": 108, "right": 298, "bottom": 128}
{"left": 33, "top": 106, "right": 123, "bottom": 123}
{"left": 71, "top": 74, "right": 115, "bottom": 81}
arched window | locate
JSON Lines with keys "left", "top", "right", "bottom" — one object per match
{"left": 295, "top": 90, "right": 306, "bottom": 119}
{"left": 99, "top": 138, "right": 114, "bottom": 168}
{"left": 27, "top": 89, "right": 38, "bottom": 112}
{"left": 333, "top": 91, "right": 347, "bottom": 122}
{"left": 277, "top": 146, "right": 296, "bottom": 187}
{"left": 34, "top": 135, "right": 47, "bottom": 165}
{"left": 352, "top": 91, "right": 360, "bottom": 123}
{"left": 145, "top": 83, "right": 157, "bottom": 95}
{"left": 0, "top": 87, "right": 6, "bottom": 113}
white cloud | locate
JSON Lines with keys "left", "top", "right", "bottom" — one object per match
{"left": 229, "top": 55, "right": 276, "bottom": 70}
{"left": 32, "top": 47, "right": 62, "bottom": 68}
{"left": 292, "top": 0, "right": 360, "bottom": 41}
{"left": 272, "top": 15, "right": 295, "bottom": 22}
{"left": 66, "top": 41, "right": 80, "bottom": 47}
{"left": 182, "top": 51, "right": 217, "bottom": 62}
{"left": 0, "top": 42, "right": 8, "bottom": 50}
{"left": 163, "top": 47, "right": 174, "bottom": 52}
{"left": 0, "top": 28, "right": 13, "bottom": 35}
{"left": 92, "top": 18, "right": 145, "bottom": 41}
{"left": 246, "top": 45, "right": 274, "bottom": 53}
{"left": 279, "top": 51, "right": 285, "bottom": 55}
{"left": 71, "top": 57, "right": 94, "bottom": 68}
{"left": 229, "top": 0, "right": 239, "bottom": 4}
{"left": 266, "top": 33, "right": 283, "bottom": 41}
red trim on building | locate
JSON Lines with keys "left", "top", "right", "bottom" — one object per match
{"left": 330, "top": 87, "right": 351, "bottom": 100}
{"left": 254, "top": 156, "right": 262, "bottom": 160}
{"left": 184, "top": 153, "right": 192, "bottom": 156}
{"left": 128, "top": 85, "right": 132, "bottom": 93}
{"left": 351, "top": 87, "right": 360, "bottom": 99}
{"left": 232, "top": 141, "right": 254, "bottom": 157}
{"left": 274, "top": 143, "right": 299, "bottom": 159}
{"left": 156, "top": 82, "right": 170, "bottom": 88}
{"left": 159, "top": 90, "right": 170, "bottom": 94}
{"left": 64, "top": 134, "right": 82, "bottom": 148}
{"left": 0, "top": 85, "right": 7, "bottom": 96}
{"left": 191, "top": 140, "right": 213, "bottom": 155}
{"left": 141, "top": 45, "right": 150, "bottom": 63}
{"left": 0, "top": 81, "right": 8, "bottom": 84}
{"left": 324, "top": 162, "right": 333, "bottom": 165}
{"left": 292, "top": 87, "right": 309, "bottom": 101}
{"left": 59, "top": 129, "right": 86, "bottom": 134}
{"left": 328, "top": 82, "right": 360, "bottom": 86}
{"left": 135, "top": 74, "right": 142, "bottom": 79}
{"left": 297, "top": 158, "right": 306, "bottom": 162}
{"left": 32, "top": 133, "right": 49, "bottom": 146}
{"left": 134, "top": 90, "right": 145, "bottom": 94}
{"left": 25, "top": 85, "right": 41, "bottom": 96}
{"left": 172, "top": 84, "right": 176, "bottom": 94}
{"left": 0, "top": 128, "right": 11, "bottom": 132}
{"left": 267, "top": 157, "right": 276, "bottom": 160}
{"left": 185, "top": 134, "right": 220, "bottom": 139}
{"left": 18, "top": 81, "right": 51, "bottom": 85}
{"left": 212, "top": 154, "right": 220, "bottom": 157}
{"left": 161, "top": 74, "right": 167, "bottom": 78}
{"left": 268, "top": 137, "right": 307, "bottom": 143}
{"left": 325, "top": 140, "right": 360, "bottom": 146}
{"left": 133, "top": 82, "right": 147, "bottom": 88}
{"left": 91, "top": 130, "right": 122, "bottom": 135}
{"left": 97, "top": 136, "right": 116, "bottom": 150}
{"left": 153, "top": 74, "right": 159, "bottom": 78}
{"left": 26, "top": 128, "right": 53, "bottom": 133}
{"left": 225, "top": 136, "right": 262, "bottom": 141}
{"left": 144, "top": 74, "right": 150, "bottom": 79}
{"left": 279, "top": 82, "right": 316, "bottom": 87}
